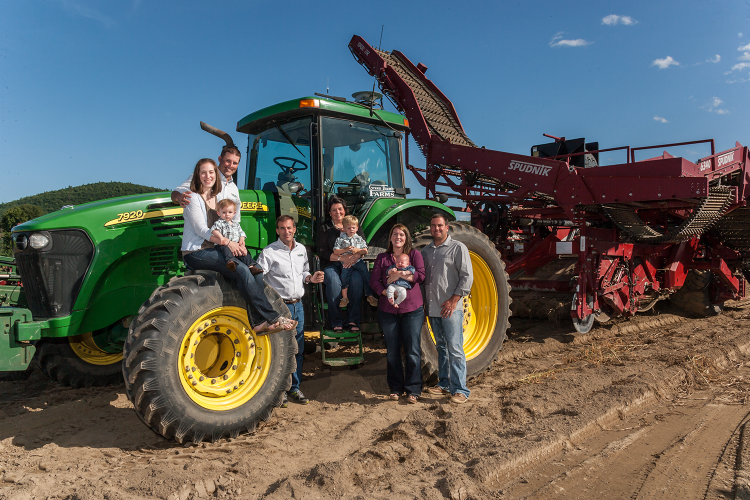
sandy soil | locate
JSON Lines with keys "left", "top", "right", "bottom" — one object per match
{"left": 2, "top": 301, "right": 750, "bottom": 500}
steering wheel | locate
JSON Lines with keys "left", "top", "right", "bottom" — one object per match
{"left": 273, "top": 157, "right": 308, "bottom": 174}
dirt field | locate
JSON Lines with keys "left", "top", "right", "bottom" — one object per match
{"left": 3, "top": 301, "right": 750, "bottom": 500}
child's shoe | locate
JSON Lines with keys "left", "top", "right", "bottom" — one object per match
{"left": 367, "top": 295, "right": 379, "bottom": 307}
{"left": 227, "top": 261, "right": 237, "bottom": 272}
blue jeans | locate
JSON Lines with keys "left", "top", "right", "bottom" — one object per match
{"left": 286, "top": 301, "right": 305, "bottom": 393}
{"left": 324, "top": 265, "right": 364, "bottom": 328}
{"left": 379, "top": 306, "right": 424, "bottom": 396}
{"left": 183, "top": 248, "right": 282, "bottom": 328}
{"left": 429, "top": 310, "right": 470, "bottom": 398}
{"left": 338, "top": 260, "right": 375, "bottom": 297}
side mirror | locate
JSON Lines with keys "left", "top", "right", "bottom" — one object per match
{"left": 435, "top": 194, "right": 449, "bottom": 204}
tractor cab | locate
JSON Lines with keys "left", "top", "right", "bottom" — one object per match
{"left": 238, "top": 95, "right": 410, "bottom": 235}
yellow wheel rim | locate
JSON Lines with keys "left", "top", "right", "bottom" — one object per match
{"left": 178, "top": 306, "right": 271, "bottom": 411}
{"left": 428, "top": 251, "right": 499, "bottom": 361}
{"left": 69, "top": 332, "right": 123, "bottom": 365}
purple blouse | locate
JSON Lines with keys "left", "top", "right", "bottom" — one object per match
{"left": 370, "top": 250, "right": 426, "bottom": 315}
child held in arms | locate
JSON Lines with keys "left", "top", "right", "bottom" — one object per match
{"left": 385, "top": 252, "right": 416, "bottom": 308}
{"left": 211, "top": 198, "right": 259, "bottom": 274}
{"left": 333, "top": 215, "right": 379, "bottom": 308}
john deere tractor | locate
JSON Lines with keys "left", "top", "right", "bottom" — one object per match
{"left": 5, "top": 93, "right": 510, "bottom": 442}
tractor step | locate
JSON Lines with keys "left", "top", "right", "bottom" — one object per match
{"left": 321, "top": 328, "right": 364, "bottom": 366}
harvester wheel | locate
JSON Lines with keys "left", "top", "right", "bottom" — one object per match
{"left": 669, "top": 270, "right": 723, "bottom": 317}
{"left": 36, "top": 332, "right": 123, "bottom": 388}
{"left": 122, "top": 272, "right": 296, "bottom": 444}
{"left": 414, "top": 223, "right": 511, "bottom": 384}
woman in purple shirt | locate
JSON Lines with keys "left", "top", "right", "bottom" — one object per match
{"left": 370, "top": 223, "right": 426, "bottom": 403}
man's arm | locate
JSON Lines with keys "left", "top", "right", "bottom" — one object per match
{"left": 171, "top": 175, "right": 193, "bottom": 207}
{"left": 453, "top": 243, "right": 473, "bottom": 297}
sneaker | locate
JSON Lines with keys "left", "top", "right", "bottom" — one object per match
{"left": 426, "top": 385, "right": 450, "bottom": 396}
{"left": 450, "top": 393, "right": 469, "bottom": 405}
{"left": 339, "top": 297, "right": 349, "bottom": 307}
{"left": 280, "top": 392, "right": 288, "bottom": 408}
{"left": 289, "top": 389, "right": 309, "bottom": 405}
{"left": 367, "top": 295, "right": 379, "bottom": 307}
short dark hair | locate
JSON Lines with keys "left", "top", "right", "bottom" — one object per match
{"left": 327, "top": 196, "right": 348, "bottom": 216}
{"left": 276, "top": 215, "right": 296, "bottom": 228}
{"left": 221, "top": 145, "right": 241, "bottom": 159}
{"left": 190, "top": 158, "right": 221, "bottom": 197}
{"left": 430, "top": 213, "right": 448, "bottom": 225}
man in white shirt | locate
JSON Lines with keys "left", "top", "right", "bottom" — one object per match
{"left": 172, "top": 146, "right": 245, "bottom": 258}
{"left": 257, "top": 215, "right": 324, "bottom": 406}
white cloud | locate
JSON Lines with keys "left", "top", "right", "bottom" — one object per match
{"left": 739, "top": 43, "right": 750, "bottom": 51}
{"left": 740, "top": 33, "right": 744, "bottom": 38}
{"left": 730, "top": 62, "right": 750, "bottom": 72}
{"left": 550, "top": 32, "right": 591, "bottom": 48}
{"left": 56, "top": 0, "right": 115, "bottom": 27}
{"left": 653, "top": 116, "right": 669, "bottom": 123}
{"left": 602, "top": 14, "right": 638, "bottom": 25}
{"left": 740, "top": 52, "right": 750, "bottom": 61}
{"left": 702, "top": 97, "right": 729, "bottom": 114}
{"left": 652, "top": 56, "right": 679, "bottom": 69}
{"left": 707, "top": 55, "right": 721, "bottom": 63}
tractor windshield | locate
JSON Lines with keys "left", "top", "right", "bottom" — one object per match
{"left": 321, "top": 117, "right": 404, "bottom": 203}
{"left": 245, "top": 117, "right": 312, "bottom": 193}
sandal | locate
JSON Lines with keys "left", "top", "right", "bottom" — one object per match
{"left": 278, "top": 318, "right": 298, "bottom": 331}
{"left": 333, "top": 326, "right": 343, "bottom": 333}
{"left": 347, "top": 324, "right": 360, "bottom": 333}
{"left": 254, "top": 321, "right": 283, "bottom": 336}
{"left": 389, "top": 393, "right": 400, "bottom": 401}
{"left": 407, "top": 394, "right": 419, "bottom": 404}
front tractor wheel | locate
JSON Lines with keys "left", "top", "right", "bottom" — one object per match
{"left": 36, "top": 331, "right": 124, "bottom": 388}
{"left": 415, "top": 223, "right": 511, "bottom": 384}
{"left": 122, "top": 273, "right": 296, "bottom": 444}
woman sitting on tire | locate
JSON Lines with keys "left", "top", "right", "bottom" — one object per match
{"left": 317, "top": 196, "right": 374, "bottom": 332}
{"left": 370, "top": 223, "right": 425, "bottom": 403}
{"left": 181, "top": 158, "right": 295, "bottom": 334}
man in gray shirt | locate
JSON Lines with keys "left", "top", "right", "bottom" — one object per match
{"left": 421, "top": 214, "right": 473, "bottom": 404}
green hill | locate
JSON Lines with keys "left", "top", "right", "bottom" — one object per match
{"left": 0, "top": 182, "right": 167, "bottom": 217}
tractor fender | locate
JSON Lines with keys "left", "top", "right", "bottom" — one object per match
{"left": 361, "top": 199, "right": 455, "bottom": 242}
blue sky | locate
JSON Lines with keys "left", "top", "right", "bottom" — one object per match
{"left": 1, "top": 0, "right": 749, "bottom": 203}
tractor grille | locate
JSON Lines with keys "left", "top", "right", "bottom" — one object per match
{"left": 149, "top": 245, "right": 181, "bottom": 276}
{"left": 13, "top": 229, "right": 94, "bottom": 318}
{"left": 149, "top": 215, "right": 184, "bottom": 240}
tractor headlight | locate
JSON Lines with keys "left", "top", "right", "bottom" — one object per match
{"left": 28, "top": 233, "right": 50, "bottom": 250}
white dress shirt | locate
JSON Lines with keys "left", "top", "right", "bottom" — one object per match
{"left": 256, "top": 239, "right": 311, "bottom": 301}
{"left": 175, "top": 170, "right": 241, "bottom": 223}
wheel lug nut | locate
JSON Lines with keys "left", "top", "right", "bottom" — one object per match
{"left": 185, "top": 365, "right": 190, "bottom": 371}
{"left": 204, "top": 322, "right": 209, "bottom": 328}
{"left": 191, "top": 367, "right": 196, "bottom": 372}
{"left": 227, "top": 330, "right": 232, "bottom": 335}
{"left": 192, "top": 381, "right": 197, "bottom": 386}
{"left": 236, "top": 352, "right": 241, "bottom": 357}
{"left": 188, "top": 374, "right": 193, "bottom": 379}
{"left": 234, "top": 339, "right": 239, "bottom": 344}
{"left": 233, "top": 385, "right": 238, "bottom": 390}
{"left": 211, "top": 319, "right": 217, "bottom": 324}
{"left": 211, "top": 379, "right": 216, "bottom": 384}
{"left": 199, "top": 376, "right": 205, "bottom": 381}
{"left": 223, "top": 375, "right": 228, "bottom": 380}
{"left": 232, "top": 365, "right": 237, "bottom": 370}
{"left": 226, "top": 389, "right": 232, "bottom": 394}
{"left": 215, "top": 326, "right": 220, "bottom": 331}
{"left": 239, "top": 380, "right": 244, "bottom": 385}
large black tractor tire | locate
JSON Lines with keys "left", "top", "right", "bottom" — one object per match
{"left": 122, "top": 272, "right": 296, "bottom": 444}
{"left": 414, "top": 223, "right": 511, "bottom": 384}
{"left": 36, "top": 333, "right": 123, "bottom": 388}
{"left": 669, "top": 270, "right": 723, "bottom": 317}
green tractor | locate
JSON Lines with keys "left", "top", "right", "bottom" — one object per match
{"left": 5, "top": 94, "right": 510, "bottom": 442}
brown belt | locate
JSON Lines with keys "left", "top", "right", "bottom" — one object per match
{"left": 283, "top": 299, "right": 300, "bottom": 304}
